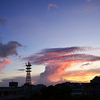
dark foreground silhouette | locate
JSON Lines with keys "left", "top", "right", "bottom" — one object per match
{"left": 11, "top": 83, "right": 100, "bottom": 100}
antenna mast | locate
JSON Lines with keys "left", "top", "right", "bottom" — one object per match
{"left": 25, "top": 62, "right": 32, "bottom": 85}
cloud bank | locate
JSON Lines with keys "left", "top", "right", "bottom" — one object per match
{"left": 23, "top": 46, "right": 100, "bottom": 85}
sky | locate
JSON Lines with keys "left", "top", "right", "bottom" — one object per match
{"left": 0, "top": 0, "right": 100, "bottom": 87}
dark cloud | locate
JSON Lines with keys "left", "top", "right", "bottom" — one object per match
{"left": 36, "top": 46, "right": 95, "bottom": 55}
{"left": 0, "top": 41, "right": 23, "bottom": 57}
{"left": 0, "top": 18, "right": 7, "bottom": 26}
{"left": 0, "top": 41, "right": 23, "bottom": 73}
{"left": 80, "top": 63, "right": 92, "bottom": 68}
{"left": 17, "top": 69, "right": 25, "bottom": 71}
{"left": 39, "top": 47, "right": 80, "bottom": 54}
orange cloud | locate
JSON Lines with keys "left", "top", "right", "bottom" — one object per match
{"left": 48, "top": 3, "right": 59, "bottom": 11}
{"left": 0, "top": 59, "right": 12, "bottom": 73}
{"left": 48, "top": 68, "right": 100, "bottom": 83}
{"left": 62, "top": 69, "right": 100, "bottom": 83}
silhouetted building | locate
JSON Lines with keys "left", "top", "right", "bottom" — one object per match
{"left": 9, "top": 82, "right": 18, "bottom": 87}
{"left": 0, "top": 81, "right": 23, "bottom": 100}
{"left": 64, "top": 82, "right": 84, "bottom": 95}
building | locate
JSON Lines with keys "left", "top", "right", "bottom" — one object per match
{"left": 0, "top": 82, "right": 23, "bottom": 100}
{"left": 65, "top": 82, "right": 84, "bottom": 95}
{"left": 0, "top": 81, "right": 46, "bottom": 100}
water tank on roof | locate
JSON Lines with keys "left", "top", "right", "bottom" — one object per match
{"left": 9, "top": 82, "right": 18, "bottom": 87}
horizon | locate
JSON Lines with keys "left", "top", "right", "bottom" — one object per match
{"left": 0, "top": 0, "right": 100, "bottom": 87}
{"left": 0, "top": 74, "right": 94, "bottom": 87}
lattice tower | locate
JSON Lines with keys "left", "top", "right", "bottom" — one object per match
{"left": 25, "top": 62, "right": 32, "bottom": 84}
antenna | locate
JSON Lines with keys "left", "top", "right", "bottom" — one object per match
{"left": 25, "top": 62, "right": 32, "bottom": 85}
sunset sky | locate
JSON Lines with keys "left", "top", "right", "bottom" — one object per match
{"left": 0, "top": 0, "right": 100, "bottom": 86}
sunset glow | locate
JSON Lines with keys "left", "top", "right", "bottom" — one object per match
{"left": 0, "top": 0, "right": 100, "bottom": 86}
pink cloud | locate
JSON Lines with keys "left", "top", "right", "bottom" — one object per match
{"left": 24, "top": 46, "right": 100, "bottom": 84}
{"left": 0, "top": 59, "right": 12, "bottom": 73}
{"left": 48, "top": 3, "right": 59, "bottom": 11}
{"left": 87, "top": 0, "right": 92, "bottom": 2}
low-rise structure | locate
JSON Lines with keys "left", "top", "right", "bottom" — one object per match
{"left": 0, "top": 82, "right": 46, "bottom": 100}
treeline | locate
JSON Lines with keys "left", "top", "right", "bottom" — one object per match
{"left": 29, "top": 83, "right": 72, "bottom": 100}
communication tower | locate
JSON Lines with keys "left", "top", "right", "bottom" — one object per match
{"left": 25, "top": 62, "right": 32, "bottom": 85}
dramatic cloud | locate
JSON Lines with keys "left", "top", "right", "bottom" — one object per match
{"left": 23, "top": 46, "right": 100, "bottom": 84}
{"left": 48, "top": 3, "right": 59, "bottom": 11}
{"left": 0, "top": 17, "right": 7, "bottom": 26}
{"left": 0, "top": 41, "right": 23, "bottom": 57}
{"left": 0, "top": 59, "right": 12, "bottom": 73}
{"left": 24, "top": 46, "right": 99, "bottom": 65}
